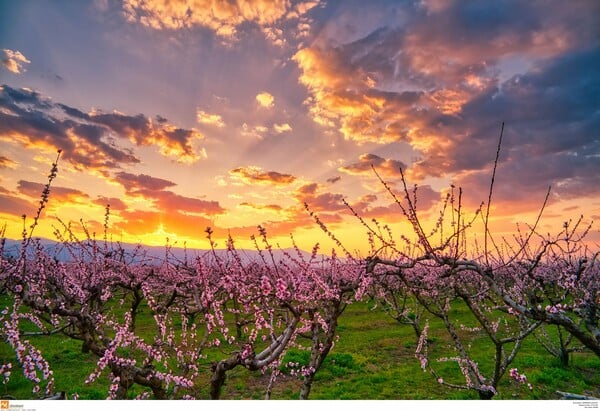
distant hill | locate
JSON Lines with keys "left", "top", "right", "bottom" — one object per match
{"left": 0, "top": 238, "right": 323, "bottom": 265}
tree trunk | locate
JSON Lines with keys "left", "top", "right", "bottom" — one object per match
{"left": 299, "top": 302, "right": 341, "bottom": 400}
{"left": 299, "top": 374, "right": 314, "bottom": 400}
{"left": 209, "top": 356, "right": 240, "bottom": 400}
{"left": 558, "top": 348, "right": 569, "bottom": 367}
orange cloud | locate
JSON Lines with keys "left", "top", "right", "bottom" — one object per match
{"left": 211, "top": 211, "right": 342, "bottom": 242}
{"left": 286, "top": 1, "right": 320, "bottom": 19}
{"left": 17, "top": 180, "right": 90, "bottom": 204}
{"left": 90, "top": 111, "right": 204, "bottom": 164}
{"left": 112, "top": 171, "right": 225, "bottom": 215}
{"left": 0, "top": 156, "right": 17, "bottom": 169}
{"left": 273, "top": 123, "right": 292, "bottom": 133}
{"left": 2, "top": 49, "right": 30, "bottom": 74}
{"left": 139, "top": 190, "right": 225, "bottom": 215}
{"left": 293, "top": 46, "right": 412, "bottom": 144}
{"left": 0, "top": 86, "right": 205, "bottom": 172}
{"left": 294, "top": 183, "right": 346, "bottom": 213}
{"left": 261, "top": 27, "right": 286, "bottom": 46}
{"left": 239, "top": 202, "right": 284, "bottom": 213}
{"left": 256, "top": 92, "right": 275, "bottom": 108}
{"left": 428, "top": 89, "right": 468, "bottom": 115}
{"left": 121, "top": 0, "right": 321, "bottom": 41}
{"left": 196, "top": 109, "right": 225, "bottom": 128}
{"left": 229, "top": 166, "right": 296, "bottom": 186}
{"left": 292, "top": 2, "right": 598, "bottom": 184}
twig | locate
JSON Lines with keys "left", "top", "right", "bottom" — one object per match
{"left": 485, "top": 122, "right": 504, "bottom": 265}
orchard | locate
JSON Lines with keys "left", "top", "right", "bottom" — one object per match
{"left": 1, "top": 150, "right": 598, "bottom": 400}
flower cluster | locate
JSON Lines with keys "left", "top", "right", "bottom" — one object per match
{"left": 0, "top": 363, "right": 12, "bottom": 384}
{"left": 509, "top": 368, "right": 532, "bottom": 390}
{"left": 545, "top": 303, "right": 567, "bottom": 314}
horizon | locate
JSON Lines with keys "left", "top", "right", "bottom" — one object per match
{"left": 1, "top": 0, "right": 599, "bottom": 255}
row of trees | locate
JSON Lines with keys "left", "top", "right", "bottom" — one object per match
{"left": 1, "top": 219, "right": 366, "bottom": 399}
{"left": 1, "top": 147, "right": 598, "bottom": 399}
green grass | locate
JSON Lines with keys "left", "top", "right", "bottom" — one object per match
{"left": 1, "top": 301, "right": 599, "bottom": 400}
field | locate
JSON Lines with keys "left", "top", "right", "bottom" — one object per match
{"left": 2, "top": 298, "right": 598, "bottom": 400}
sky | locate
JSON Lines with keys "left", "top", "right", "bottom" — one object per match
{"left": 0, "top": 0, "right": 599, "bottom": 255}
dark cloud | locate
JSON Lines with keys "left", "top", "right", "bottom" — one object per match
{"left": 0, "top": 85, "right": 49, "bottom": 108}
{"left": 295, "top": 183, "right": 346, "bottom": 213}
{"left": 432, "top": 47, "right": 600, "bottom": 209}
{"left": 454, "top": 149, "right": 600, "bottom": 212}
{"left": 229, "top": 166, "right": 297, "bottom": 185}
{"left": 0, "top": 85, "right": 205, "bottom": 174}
{"left": 56, "top": 103, "right": 89, "bottom": 120}
{"left": 155, "top": 115, "right": 168, "bottom": 124}
{"left": 339, "top": 154, "right": 407, "bottom": 178}
{"left": 113, "top": 171, "right": 176, "bottom": 193}
{"left": 295, "top": 1, "right": 599, "bottom": 213}
{"left": 350, "top": 185, "right": 442, "bottom": 220}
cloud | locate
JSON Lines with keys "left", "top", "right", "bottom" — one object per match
{"left": 256, "top": 92, "right": 275, "bottom": 108}
{"left": 326, "top": 176, "right": 341, "bottom": 184}
{"left": 121, "top": 0, "right": 322, "bottom": 41}
{"left": 138, "top": 189, "right": 225, "bottom": 215}
{"left": 420, "top": 46, "right": 600, "bottom": 211}
{"left": 0, "top": 85, "right": 205, "bottom": 172}
{"left": 0, "top": 188, "right": 37, "bottom": 217}
{"left": 112, "top": 171, "right": 225, "bottom": 215}
{"left": 339, "top": 154, "right": 407, "bottom": 179}
{"left": 101, "top": 170, "right": 228, "bottom": 239}
{"left": 197, "top": 109, "right": 225, "bottom": 127}
{"left": 294, "top": 182, "right": 346, "bottom": 213}
{"left": 0, "top": 156, "right": 17, "bottom": 169}
{"left": 229, "top": 166, "right": 296, "bottom": 186}
{"left": 239, "top": 202, "right": 283, "bottom": 213}
{"left": 89, "top": 110, "right": 203, "bottom": 163}
{"left": 273, "top": 123, "right": 292, "bottom": 133}
{"left": 113, "top": 171, "right": 176, "bottom": 193}
{"left": 291, "top": 0, "right": 600, "bottom": 214}
{"left": 371, "top": 185, "right": 441, "bottom": 217}
{"left": 292, "top": 0, "right": 599, "bottom": 145}
{"left": 93, "top": 196, "right": 128, "bottom": 211}
{"left": 2, "top": 49, "right": 30, "bottom": 74}
{"left": 241, "top": 123, "right": 269, "bottom": 139}
{"left": 17, "top": 180, "right": 90, "bottom": 204}
{"left": 294, "top": 178, "right": 441, "bottom": 222}
{"left": 293, "top": 42, "right": 422, "bottom": 144}
{"left": 261, "top": 27, "right": 286, "bottom": 47}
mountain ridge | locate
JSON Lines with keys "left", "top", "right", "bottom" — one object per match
{"left": 0, "top": 237, "right": 328, "bottom": 264}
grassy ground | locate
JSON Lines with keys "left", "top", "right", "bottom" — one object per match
{"left": 2, "top": 300, "right": 599, "bottom": 400}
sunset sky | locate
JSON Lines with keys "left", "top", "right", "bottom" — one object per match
{"left": 1, "top": 0, "right": 599, "bottom": 254}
